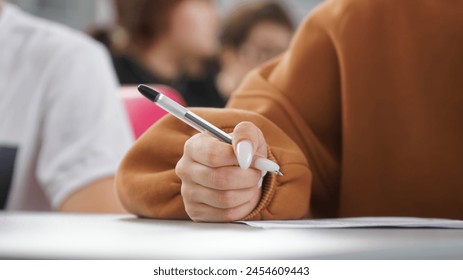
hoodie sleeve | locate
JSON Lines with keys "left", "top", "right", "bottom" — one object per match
{"left": 116, "top": 108, "right": 312, "bottom": 220}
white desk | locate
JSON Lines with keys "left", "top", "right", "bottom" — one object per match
{"left": 0, "top": 211, "right": 462, "bottom": 259}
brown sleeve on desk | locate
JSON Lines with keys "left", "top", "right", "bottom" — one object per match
{"left": 116, "top": 108, "right": 311, "bottom": 220}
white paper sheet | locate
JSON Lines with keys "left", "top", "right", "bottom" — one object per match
{"left": 239, "top": 217, "right": 463, "bottom": 229}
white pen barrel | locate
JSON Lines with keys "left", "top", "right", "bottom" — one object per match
{"left": 156, "top": 94, "right": 188, "bottom": 119}
{"left": 184, "top": 111, "right": 232, "bottom": 144}
{"left": 156, "top": 94, "right": 208, "bottom": 133}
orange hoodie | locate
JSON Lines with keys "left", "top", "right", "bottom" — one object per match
{"left": 116, "top": 0, "right": 463, "bottom": 220}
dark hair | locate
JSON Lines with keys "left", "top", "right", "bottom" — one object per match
{"left": 220, "top": 1, "right": 294, "bottom": 49}
{"left": 113, "top": 0, "right": 185, "bottom": 50}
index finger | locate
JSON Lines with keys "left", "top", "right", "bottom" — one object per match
{"left": 184, "top": 133, "right": 238, "bottom": 168}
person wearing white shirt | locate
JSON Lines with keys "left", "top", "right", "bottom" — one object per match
{"left": 0, "top": 1, "right": 133, "bottom": 212}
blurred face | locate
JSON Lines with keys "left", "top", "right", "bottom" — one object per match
{"left": 238, "top": 20, "right": 292, "bottom": 71}
{"left": 219, "top": 21, "right": 292, "bottom": 96}
{"left": 169, "top": 0, "right": 219, "bottom": 59}
{"left": 220, "top": 20, "right": 292, "bottom": 96}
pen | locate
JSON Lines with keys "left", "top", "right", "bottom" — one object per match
{"left": 137, "top": 84, "right": 283, "bottom": 176}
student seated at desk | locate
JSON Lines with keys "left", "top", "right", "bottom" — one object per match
{"left": 0, "top": 2, "right": 133, "bottom": 212}
{"left": 116, "top": 0, "right": 463, "bottom": 222}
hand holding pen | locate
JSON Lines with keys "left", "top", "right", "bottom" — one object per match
{"left": 138, "top": 84, "right": 282, "bottom": 221}
{"left": 138, "top": 84, "right": 282, "bottom": 176}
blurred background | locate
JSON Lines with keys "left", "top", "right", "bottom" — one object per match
{"left": 6, "top": 0, "right": 323, "bottom": 31}
{"left": 4, "top": 0, "right": 325, "bottom": 109}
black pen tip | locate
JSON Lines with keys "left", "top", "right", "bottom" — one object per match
{"left": 137, "top": 84, "right": 161, "bottom": 102}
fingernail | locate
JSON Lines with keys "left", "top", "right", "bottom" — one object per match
{"left": 236, "top": 140, "right": 253, "bottom": 170}
{"left": 258, "top": 170, "right": 267, "bottom": 188}
{"left": 254, "top": 157, "right": 280, "bottom": 173}
{"left": 257, "top": 177, "right": 263, "bottom": 188}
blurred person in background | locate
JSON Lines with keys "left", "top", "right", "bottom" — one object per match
{"left": 109, "top": 0, "right": 222, "bottom": 107}
{"left": 218, "top": 1, "right": 294, "bottom": 100}
{"left": 187, "top": 1, "right": 294, "bottom": 107}
{"left": 0, "top": 1, "right": 133, "bottom": 212}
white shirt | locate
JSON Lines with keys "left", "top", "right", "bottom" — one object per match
{"left": 0, "top": 4, "right": 133, "bottom": 210}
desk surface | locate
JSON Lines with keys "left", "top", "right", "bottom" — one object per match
{"left": 1, "top": 211, "right": 462, "bottom": 259}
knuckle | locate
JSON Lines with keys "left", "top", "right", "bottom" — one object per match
{"left": 182, "top": 191, "right": 203, "bottom": 221}
{"left": 184, "top": 204, "right": 201, "bottom": 221}
{"left": 180, "top": 183, "right": 188, "bottom": 197}
{"left": 175, "top": 159, "right": 187, "bottom": 179}
{"left": 209, "top": 170, "right": 227, "bottom": 187}
{"left": 183, "top": 136, "right": 196, "bottom": 155}
{"left": 180, "top": 183, "right": 196, "bottom": 202}
{"left": 204, "top": 148, "right": 222, "bottom": 167}
{"left": 216, "top": 190, "right": 236, "bottom": 207}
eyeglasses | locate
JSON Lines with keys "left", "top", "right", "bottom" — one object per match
{"left": 238, "top": 42, "right": 287, "bottom": 64}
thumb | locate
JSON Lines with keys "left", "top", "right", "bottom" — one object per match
{"left": 232, "top": 121, "right": 267, "bottom": 170}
